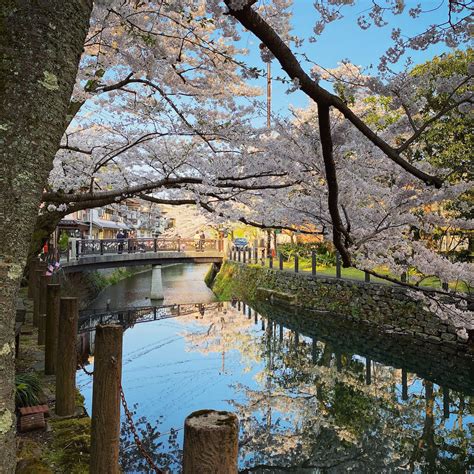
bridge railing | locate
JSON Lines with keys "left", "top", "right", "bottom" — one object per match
{"left": 73, "top": 238, "right": 223, "bottom": 258}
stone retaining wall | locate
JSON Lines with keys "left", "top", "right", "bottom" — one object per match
{"left": 211, "top": 262, "right": 472, "bottom": 351}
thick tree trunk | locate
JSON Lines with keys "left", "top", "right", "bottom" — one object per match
{"left": 0, "top": 2, "right": 92, "bottom": 470}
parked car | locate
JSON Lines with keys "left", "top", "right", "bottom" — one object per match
{"left": 233, "top": 238, "right": 249, "bottom": 249}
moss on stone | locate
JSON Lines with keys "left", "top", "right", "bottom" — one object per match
{"left": 46, "top": 416, "right": 91, "bottom": 474}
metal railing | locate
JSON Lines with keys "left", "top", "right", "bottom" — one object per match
{"left": 71, "top": 238, "right": 223, "bottom": 259}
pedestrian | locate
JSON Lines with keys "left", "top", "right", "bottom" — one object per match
{"left": 117, "top": 230, "right": 125, "bottom": 253}
{"left": 194, "top": 231, "right": 200, "bottom": 251}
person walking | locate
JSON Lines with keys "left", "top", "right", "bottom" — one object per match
{"left": 193, "top": 231, "right": 200, "bottom": 252}
{"left": 116, "top": 229, "right": 125, "bottom": 254}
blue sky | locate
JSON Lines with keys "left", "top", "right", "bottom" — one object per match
{"left": 236, "top": 1, "right": 460, "bottom": 116}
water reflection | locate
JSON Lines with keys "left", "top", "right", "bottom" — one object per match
{"left": 78, "top": 301, "right": 473, "bottom": 473}
{"left": 86, "top": 263, "right": 216, "bottom": 309}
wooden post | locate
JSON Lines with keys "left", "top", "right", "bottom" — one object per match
{"left": 243, "top": 248, "right": 246, "bottom": 263}
{"left": 56, "top": 297, "right": 78, "bottom": 416}
{"left": 442, "top": 281, "right": 449, "bottom": 291}
{"left": 336, "top": 252, "right": 341, "bottom": 279}
{"left": 401, "top": 272, "right": 407, "bottom": 283}
{"left": 38, "top": 274, "right": 51, "bottom": 345}
{"left": 269, "top": 255, "right": 273, "bottom": 269}
{"left": 45, "top": 284, "right": 61, "bottom": 375}
{"left": 237, "top": 249, "right": 241, "bottom": 262}
{"left": 365, "top": 271, "right": 370, "bottom": 283}
{"left": 312, "top": 338, "right": 318, "bottom": 364}
{"left": 90, "top": 325, "right": 123, "bottom": 474}
{"left": 443, "top": 387, "right": 450, "bottom": 419}
{"left": 33, "top": 269, "right": 44, "bottom": 327}
{"left": 183, "top": 410, "right": 239, "bottom": 474}
{"left": 401, "top": 368, "right": 408, "bottom": 400}
{"left": 365, "top": 357, "right": 371, "bottom": 385}
{"left": 311, "top": 250, "right": 316, "bottom": 276}
{"left": 27, "top": 260, "right": 38, "bottom": 298}
{"left": 294, "top": 255, "right": 299, "bottom": 273}
{"left": 279, "top": 252, "right": 284, "bottom": 271}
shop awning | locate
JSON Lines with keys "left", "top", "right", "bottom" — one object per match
{"left": 85, "top": 218, "right": 129, "bottom": 230}
{"left": 58, "top": 219, "right": 89, "bottom": 230}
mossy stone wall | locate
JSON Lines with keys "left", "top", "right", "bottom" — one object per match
{"left": 211, "top": 262, "right": 470, "bottom": 349}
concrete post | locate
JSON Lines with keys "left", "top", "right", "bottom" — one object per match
{"left": 70, "top": 238, "right": 78, "bottom": 259}
{"left": 150, "top": 265, "right": 164, "bottom": 300}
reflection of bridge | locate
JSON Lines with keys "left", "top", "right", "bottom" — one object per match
{"left": 78, "top": 302, "right": 223, "bottom": 333}
{"left": 58, "top": 238, "right": 225, "bottom": 272}
{"left": 78, "top": 299, "right": 474, "bottom": 395}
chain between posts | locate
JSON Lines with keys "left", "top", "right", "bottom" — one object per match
{"left": 120, "top": 385, "right": 164, "bottom": 474}
{"left": 78, "top": 351, "right": 163, "bottom": 473}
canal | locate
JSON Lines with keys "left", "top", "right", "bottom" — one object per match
{"left": 78, "top": 264, "right": 474, "bottom": 473}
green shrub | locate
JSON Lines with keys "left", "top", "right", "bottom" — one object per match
{"left": 58, "top": 231, "right": 69, "bottom": 252}
{"left": 278, "top": 242, "right": 336, "bottom": 266}
{"left": 15, "top": 373, "right": 41, "bottom": 408}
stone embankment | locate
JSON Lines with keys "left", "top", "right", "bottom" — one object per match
{"left": 211, "top": 262, "right": 473, "bottom": 354}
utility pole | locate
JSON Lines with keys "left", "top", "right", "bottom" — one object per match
{"left": 266, "top": 61, "right": 272, "bottom": 128}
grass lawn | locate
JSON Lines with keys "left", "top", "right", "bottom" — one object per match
{"left": 257, "top": 256, "right": 471, "bottom": 293}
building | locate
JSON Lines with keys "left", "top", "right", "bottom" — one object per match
{"left": 57, "top": 199, "right": 168, "bottom": 240}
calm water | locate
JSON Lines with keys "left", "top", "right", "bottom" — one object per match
{"left": 78, "top": 265, "right": 474, "bottom": 473}
{"left": 87, "top": 263, "right": 216, "bottom": 308}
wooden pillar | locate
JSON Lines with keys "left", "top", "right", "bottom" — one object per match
{"left": 365, "top": 357, "right": 371, "bottom": 385}
{"left": 294, "top": 255, "right": 299, "bottom": 273}
{"left": 33, "top": 269, "right": 44, "bottom": 327}
{"left": 279, "top": 252, "right": 284, "bottom": 271}
{"left": 90, "top": 325, "right": 123, "bottom": 474}
{"left": 336, "top": 252, "right": 341, "bottom": 279}
{"left": 45, "top": 284, "right": 61, "bottom": 375}
{"left": 38, "top": 274, "right": 51, "bottom": 345}
{"left": 269, "top": 256, "right": 273, "bottom": 269}
{"left": 443, "top": 387, "right": 450, "bottom": 419}
{"left": 56, "top": 297, "right": 78, "bottom": 416}
{"left": 183, "top": 410, "right": 239, "bottom": 474}
{"left": 27, "top": 259, "right": 38, "bottom": 298}
{"left": 312, "top": 338, "right": 318, "bottom": 364}
{"left": 311, "top": 250, "right": 316, "bottom": 276}
{"left": 401, "top": 368, "right": 408, "bottom": 400}
{"left": 365, "top": 271, "right": 370, "bottom": 283}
